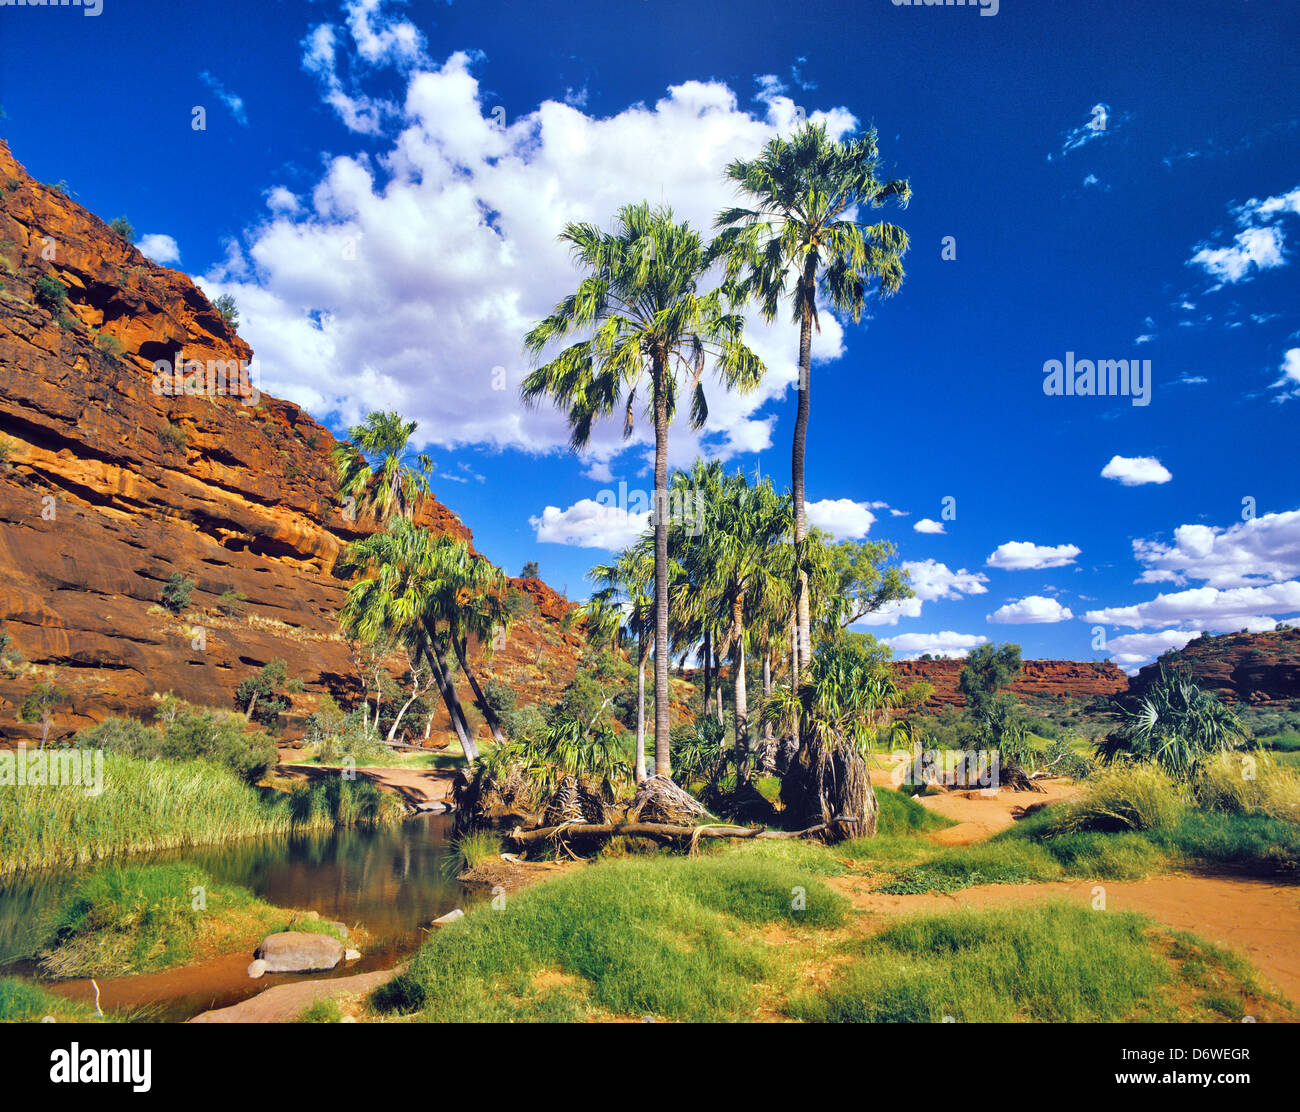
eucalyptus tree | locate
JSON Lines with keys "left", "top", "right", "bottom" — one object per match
{"left": 523, "top": 202, "right": 765, "bottom": 778}
{"left": 716, "top": 122, "right": 911, "bottom": 676}
{"left": 332, "top": 410, "right": 434, "bottom": 525}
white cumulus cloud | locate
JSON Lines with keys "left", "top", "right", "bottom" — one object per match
{"left": 1084, "top": 582, "right": 1300, "bottom": 631}
{"left": 881, "top": 631, "right": 988, "bottom": 659}
{"left": 1103, "top": 629, "right": 1203, "bottom": 672}
{"left": 806, "top": 498, "right": 876, "bottom": 540}
{"left": 913, "top": 518, "right": 945, "bottom": 534}
{"left": 137, "top": 234, "right": 181, "bottom": 265}
{"left": 1131, "top": 509, "right": 1300, "bottom": 587}
{"left": 987, "top": 595, "right": 1075, "bottom": 624}
{"left": 1101, "top": 455, "right": 1172, "bottom": 486}
{"left": 986, "top": 541, "right": 1081, "bottom": 570}
{"left": 205, "top": 37, "right": 860, "bottom": 473}
{"left": 529, "top": 500, "right": 649, "bottom": 550}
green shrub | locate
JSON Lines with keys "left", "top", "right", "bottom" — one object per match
{"left": 158, "top": 703, "right": 277, "bottom": 783}
{"left": 217, "top": 588, "right": 248, "bottom": 615}
{"left": 213, "top": 293, "right": 239, "bottom": 328}
{"left": 94, "top": 332, "right": 124, "bottom": 359}
{"left": 34, "top": 274, "right": 67, "bottom": 313}
{"left": 0, "top": 977, "right": 103, "bottom": 1022}
{"left": 108, "top": 215, "right": 134, "bottom": 240}
{"left": 297, "top": 998, "right": 344, "bottom": 1023}
{"left": 159, "top": 422, "right": 187, "bottom": 452}
{"left": 160, "top": 571, "right": 194, "bottom": 614}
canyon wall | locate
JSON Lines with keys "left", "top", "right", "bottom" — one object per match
{"left": 0, "top": 139, "right": 578, "bottom": 742}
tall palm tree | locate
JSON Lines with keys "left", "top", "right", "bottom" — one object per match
{"left": 583, "top": 543, "right": 655, "bottom": 781}
{"left": 523, "top": 202, "right": 765, "bottom": 779}
{"left": 671, "top": 465, "right": 792, "bottom": 785}
{"left": 716, "top": 122, "right": 911, "bottom": 677}
{"left": 332, "top": 411, "right": 434, "bottom": 525}
{"left": 427, "top": 537, "right": 513, "bottom": 744}
{"left": 340, "top": 519, "right": 484, "bottom": 763}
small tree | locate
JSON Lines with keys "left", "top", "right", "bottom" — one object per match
{"left": 959, "top": 642, "right": 1023, "bottom": 717}
{"left": 160, "top": 573, "right": 195, "bottom": 614}
{"left": 19, "top": 680, "right": 68, "bottom": 747}
{"left": 213, "top": 293, "right": 239, "bottom": 328}
{"left": 235, "top": 659, "right": 290, "bottom": 728}
{"left": 520, "top": 560, "right": 539, "bottom": 579}
{"left": 108, "top": 216, "right": 134, "bottom": 240}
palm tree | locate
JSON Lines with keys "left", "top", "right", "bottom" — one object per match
{"left": 670, "top": 464, "right": 792, "bottom": 785}
{"left": 427, "top": 537, "right": 513, "bottom": 744}
{"left": 523, "top": 202, "right": 765, "bottom": 779}
{"left": 716, "top": 122, "right": 910, "bottom": 677}
{"left": 332, "top": 411, "right": 434, "bottom": 525}
{"left": 340, "top": 519, "right": 481, "bottom": 763}
{"left": 583, "top": 544, "right": 655, "bottom": 781}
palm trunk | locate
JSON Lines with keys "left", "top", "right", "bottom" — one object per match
{"left": 652, "top": 354, "right": 672, "bottom": 778}
{"left": 732, "top": 592, "right": 749, "bottom": 785}
{"left": 789, "top": 606, "right": 801, "bottom": 755}
{"left": 423, "top": 637, "right": 478, "bottom": 764}
{"left": 762, "top": 649, "right": 773, "bottom": 743}
{"left": 454, "top": 635, "right": 506, "bottom": 743}
{"left": 702, "top": 628, "right": 712, "bottom": 718}
{"left": 635, "top": 628, "right": 649, "bottom": 783}
{"left": 793, "top": 273, "right": 815, "bottom": 676}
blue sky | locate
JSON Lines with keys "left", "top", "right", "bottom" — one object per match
{"left": 2, "top": 0, "right": 1298, "bottom": 669}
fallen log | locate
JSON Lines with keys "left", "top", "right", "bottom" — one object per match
{"left": 507, "top": 817, "right": 858, "bottom": 847}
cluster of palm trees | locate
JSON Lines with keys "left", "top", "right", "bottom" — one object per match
{"left": 579, "top": 460, "right": 916, "bottom": 789}
{"left": 332, "top": 413, "right": 510, "bottom": 762}
{"left": 523, "top": 121, "right": 911, "bottom": 782}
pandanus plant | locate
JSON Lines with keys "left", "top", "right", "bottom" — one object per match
{"left": 762, "top": 640, "right": 902, "bottom": 840}
{"left": 1096, "top": 667, "right": 1248, "bottom": 781}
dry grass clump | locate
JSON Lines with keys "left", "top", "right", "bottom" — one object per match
{"left": 1048, "top": 763, "right": 1188, "bottom": 834}
{"left": 1196, "top": 754, "right": 1300, "bottom": 823}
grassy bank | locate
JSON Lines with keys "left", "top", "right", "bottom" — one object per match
{"left": 0, "top": 977, "right": 106, "bottom": 1022}
{"left": 34, "top": 863, "right": 356, "bottom": 979}
{"left": 786, "top": 902, "right": 1270, "bottom": 1022}
{"left": 856, "top": 763, "right": 1300, "bottom": 895}
{"left": 370, "top": 837, "right": 1281, "bottom": 1022}
{"left": 0, "top": 753, "right": 403, "bottom": 875}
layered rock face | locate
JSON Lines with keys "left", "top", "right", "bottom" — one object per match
{"left": 0, "top": 140, "right": 577, "bottom": 741}
{"left": 891, "top": 658, "right": 1128, "bottom": 712}
{"left": 1130, "top": 628, "right": 1300, "bottom": 705}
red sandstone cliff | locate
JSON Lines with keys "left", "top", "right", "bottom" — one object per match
{"left": 891, "top": 658, "right": 1128, "bottom": 711}
{"left": 0, "top": 139, "right": 578, "bottom": 741}
{"left": 1130, "top": 628, "right": 1300, "bottom": 705}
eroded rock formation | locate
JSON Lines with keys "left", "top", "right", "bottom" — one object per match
{"left": 0, "top": 139, "right": 578, "bottom": 741}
